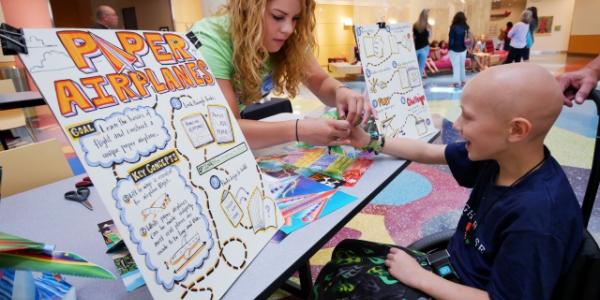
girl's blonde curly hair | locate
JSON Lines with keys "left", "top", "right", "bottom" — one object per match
{"left": 220, "top": 0, "right": 316, "bottom": 105}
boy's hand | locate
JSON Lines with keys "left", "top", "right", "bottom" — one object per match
{"left": 348, "top": 126, "right": 371, "bottom": 149}
{"left": 385, "top": 247, "right": 426, "bottom": 289}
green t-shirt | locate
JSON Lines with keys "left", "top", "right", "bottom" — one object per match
{"left": 190, "top": 15, "right": 274, "bottom": 111}
{"left": 190, "top": 15, "right": 234, "bottom": 81}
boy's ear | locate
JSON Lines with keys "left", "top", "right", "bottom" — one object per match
{"left": 507, "top": 117, "right": 532, "bottom": 142}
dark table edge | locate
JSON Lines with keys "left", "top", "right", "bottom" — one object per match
{"left": 0, "top": 93, "right": 45, "bottom": 110}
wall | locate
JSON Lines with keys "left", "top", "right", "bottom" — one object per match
{"left": 349, "top": 0, "right": 474, "bottom": 44}
{"left": 89, "top": 0, "right": 173, "bottom": 30}
{"left": 172, "top": 0, "right": 202, "bottom": 32}
{"left": 50, "top": 0, "right": 93, "bottom": 28}
{"left": 464, "top": 0, "right": 491, "bottom": 39}
{"left": 488, "top": 0, "right": 525, "bottom": 38}
{"left": 526, "top": 0, "right": 575, "bottom": 53}
{"left": 134, "top": 0, "right": 173, "bottom": 30}
{"left": 314, "top": 4, "right": 355, "bottom": 66}
{"left": 568, "top": 0, "right": 600, "bottom": 55}
{"left": 313, "top": 0, "right": 470, "bottom": 65}
{"left": 201, "top": 0, "right": 224, "bottom": 17}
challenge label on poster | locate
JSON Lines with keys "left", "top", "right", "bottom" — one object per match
{"left": 355, "top": 23, "right": 436, "bottom": 138}
{"left": 19, "top": 29, "right": 282, "bottom": 299}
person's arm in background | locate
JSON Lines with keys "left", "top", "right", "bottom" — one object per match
{"left": 507, "top": 24, "right": 516, "bottom": 39}
{"left": 217, "top": 79, "right": 352, "bottom": 149}
{"left": 427, "top": 25, "right": 432, "bottom": 44}
{"left": 557, "top": 54, "right": 600, "bottom": 106}
{"left": 302, "top": 55, "right": 372, "bottom": 126}
{"left": 448, "top": 27, "right": 455, "bottom": 51}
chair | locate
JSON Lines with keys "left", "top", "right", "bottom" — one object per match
{"left": 408, "top": 90, "right": 600, "bottom": 300}
{"left": 483, "top": 39, "right": 508, "bottom": 65}
{"left": 0, "top": 79, "right": 37, "bottom": 150}
{"left": 240, "top": 97, "right": 292, "bottom": 120}
{"left": 0, "top": 139, "right": 72, "bottom": 197}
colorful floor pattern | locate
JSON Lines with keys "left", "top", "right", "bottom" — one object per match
{"left": 6, "top": 54, "right": 598, "bottom": 300}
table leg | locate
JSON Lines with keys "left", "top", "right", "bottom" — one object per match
{"left": 280, "top": 260, "right": 313, "bottom": 299}
{"left": 298, "top": 260, "right": 313, "bottom": 297}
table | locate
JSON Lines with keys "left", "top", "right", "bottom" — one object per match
{"left": 0, "top": 132, "right": 438, "bottom": 299}
{"left": 0, "top": 91, "right": 45, "bottom": 110}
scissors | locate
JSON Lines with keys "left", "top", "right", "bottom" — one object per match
{"left": 75, "top": 176, "right": 93, "bottom": 188}
{"left": 64, "top": 187, "right": 94, "bottom": 211}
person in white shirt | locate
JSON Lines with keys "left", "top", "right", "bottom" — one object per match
{"left": 503, "top": 10, "right": 531, "bottom": 64}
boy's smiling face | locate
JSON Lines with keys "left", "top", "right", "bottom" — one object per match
{"left": 453, "top": 83, "right": 510, "bottom": 161}
{"left": 452, "top": 63, "right": 564, "bottom": 163}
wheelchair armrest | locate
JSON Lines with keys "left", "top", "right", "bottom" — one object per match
{"left": 408, "top": 229, "right": 456, "bottom": 253}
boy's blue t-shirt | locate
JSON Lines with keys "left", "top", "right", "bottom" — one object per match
{"left": 445, "top": 142, "right": 583, "bottom": 300}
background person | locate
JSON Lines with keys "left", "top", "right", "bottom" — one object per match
{"left": 470, "top": 35, "right": 490, "bottom": 72}
{"left": 523, "top": 6, "right": 538, "bottom": 62}
{"left": 413, "top": 9, "right": 432, "bottom": 78}
{"left": 448, "top": 12, "right": 472, "bottom": 87}
{"left": 499, "top": 21, "right": 513, "bottom": 51}
{"left": 504, "top": 10, "right": 531, "bottom": 64}
{"left": 92, "top": 5, "right": 119, "bottom": 29}
{"left": 190, "top": 0, "right": 371, "bottom": 149}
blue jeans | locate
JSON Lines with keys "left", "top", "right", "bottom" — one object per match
{"left": 415, "top": 46, "right": 430, "bottom": 76}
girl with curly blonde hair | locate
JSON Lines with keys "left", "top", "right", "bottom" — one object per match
{"left": 190, "top": 0, "right": 370, "bottom": 149}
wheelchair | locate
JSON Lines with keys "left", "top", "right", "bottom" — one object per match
{"left": 408, "top": 90, "right": 600, "bottom": 300}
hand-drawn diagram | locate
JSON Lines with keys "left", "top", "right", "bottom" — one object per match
{"left": 29, "top": 50, "right": 74, "bottom": 73}
{"left": 221, "top": 189, "right": 243, "bottom": 227}
{"left": 207, "top": 105, "right": 234, "bottom": 144}
{"left": 247, "top": 187, "right": 278, "bottom": 233}
{"left": 355, "top": 23, "right": 436, "bottom": 139}
{"left": 20, "top": 28, "right": 283, "bottom": 300}
{"left": 181, "top": 113, "right": 214, "bottom": 148}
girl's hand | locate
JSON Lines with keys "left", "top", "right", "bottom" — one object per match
{"left": 335, "top": 86, "right": 372, "bottom": 127}
{"left": 297, "top": 118, "right": 351, "bottom": 146}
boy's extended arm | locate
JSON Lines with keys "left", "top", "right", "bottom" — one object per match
{"left": 350, "top": 127, "right": 447, "bottom": 164}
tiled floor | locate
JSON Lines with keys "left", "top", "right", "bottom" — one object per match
{"left": 7, "top": 53, "right": 598, "bottom": 300}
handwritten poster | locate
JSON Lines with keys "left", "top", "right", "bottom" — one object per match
{"left": 355, "top": 23, "right": 436, "bottom": 138}
{"left": 19, "top": 29, "right": 283, "bottom": 299}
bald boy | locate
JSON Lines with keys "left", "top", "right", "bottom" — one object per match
{"left": 331, "top": 64, "right": 583, "bottom": 300}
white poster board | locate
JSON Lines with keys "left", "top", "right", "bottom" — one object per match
{"left": 18, "top": 28, "right": 282, "bottom": 299}
{"left": 355, "top": 23, "right": 436, "bottom": 138}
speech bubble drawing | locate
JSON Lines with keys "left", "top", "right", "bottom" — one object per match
{"left": 79, "top": 106, "right": 171, "bottom": 168}
{"left": 112, "top": 165, "right": 214, "bottom": 290}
